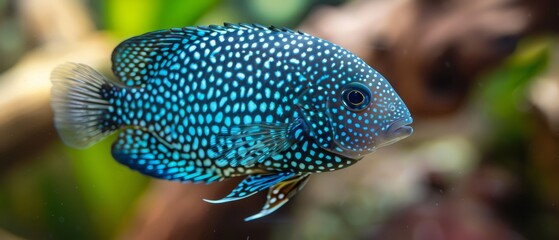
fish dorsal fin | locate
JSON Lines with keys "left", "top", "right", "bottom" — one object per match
{"left": 111, "top": 27, "right": 215, "bottom": 87}
{"left": 223, "top": 22, "right": 307, "bottom": 35}
{"left": 111, "top": 23, "right": 308, "bottom": 87}
{"left": 204, "top": 172, "right": 296, "bottom": 204}
{"left": 245, "top": 174, "right": 310, "bottom": 221}
{"left": 111, "top": 129, "right": 221, "bottom": 183}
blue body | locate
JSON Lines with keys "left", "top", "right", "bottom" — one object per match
{"left": 50, "top": 23, "right": 413, "bottom": 220}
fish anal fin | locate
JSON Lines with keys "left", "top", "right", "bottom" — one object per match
{"left": 204, "top": 172, "right": 296, "bottom": 204}
{"left": 112, "top": 129, "right": 220, "bottom": 183}
{"left": 245, "top": 174, "right": 311, "bottom": 221}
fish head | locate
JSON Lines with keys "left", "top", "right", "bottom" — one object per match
{"left": 298, "top": 71, "right": 413, "bottom": 160}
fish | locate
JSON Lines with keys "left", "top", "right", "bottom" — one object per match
{"left": 50, "top": 23, "right": 413, "bottom": 221}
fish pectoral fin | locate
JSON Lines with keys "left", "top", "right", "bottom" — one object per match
{"left": 208, "top": 121, "right": 301, "bottom": 168}
{"left": 204, "top": 172, "right": 296, "bottom": 203}
{"left": 112, "top": 128, "right": 221, "bottom": 183}
{"left": 244, "top": 174, "right": 311, "bottom": 221}
{"left": 298, "top": 108, "right": 333, "bottom": 149}
{"left": 296, "top": 81, "right": 342, "bottom": 149}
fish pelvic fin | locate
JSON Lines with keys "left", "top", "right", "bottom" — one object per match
{"left": 204, "top": 172, "right": 311, "bottom": 221}
{"left": 204, "top": 172, "right": 297, "bottom": 204}
{"left": 50, "top": 63, "right": 120, "bottom": 148}
{"left": 245, "top": 174, "right": 310, "bottom": 221}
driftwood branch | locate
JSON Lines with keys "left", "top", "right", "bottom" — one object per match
{"left": 0, "top": 0, "right": 113, "bottom": 168}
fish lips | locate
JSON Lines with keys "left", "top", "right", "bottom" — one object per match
{"left": 378, "top": 117, "right": 413, "bottom": 147}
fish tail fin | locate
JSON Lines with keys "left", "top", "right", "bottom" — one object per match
{"left": 50, "top": 62, "right": 120, "bottom": 149}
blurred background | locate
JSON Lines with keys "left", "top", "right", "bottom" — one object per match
{"left": 1, "top": 0, "right": 558, "bottom": 239}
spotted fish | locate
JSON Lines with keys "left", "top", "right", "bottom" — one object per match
{"left": 50, "top": 23, "right": 413, "bottom": 221}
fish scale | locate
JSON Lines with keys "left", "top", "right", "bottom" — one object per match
{"left": 50, "top": 23, "right": 413, "bottom": 220}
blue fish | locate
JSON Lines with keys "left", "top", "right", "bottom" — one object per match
{"left": 50, "top": 23, "right": 413, "bottom": 221}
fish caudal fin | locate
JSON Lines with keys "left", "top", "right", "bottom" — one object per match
{"left": 50, "top": 63, "right": 119, "bottom": 149}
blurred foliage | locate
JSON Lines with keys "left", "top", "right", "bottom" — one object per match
{"left": 476, "top": 38, "right": 554, "bottom": 239}
{"left": 480, "top": 38, "right": 550, "bottom": 142}
{"left": 0, "top": 139, "right": 148, "bottom": 239}
{"left": 230, "top": 0, "right": 345, "bottom": 27}
{"left": 1, "top": 0, "right": 558, "bottom": 239}
{"left": 64, "top": 136, "right": 149, "bottom": 239}
{"left": 104, "top": 0, "right": 220, "bottom": 37}
{"left": 477, "top": 38, "right": 551, "bottom": 175}
{"left": 102, "top": 0, "right": 346, "bottom": 37}
{"left": 479, "top": 38, "right": 552, "bottom": 167}
{"left": 0, "top": 0, "right": 26, "bottom": 72}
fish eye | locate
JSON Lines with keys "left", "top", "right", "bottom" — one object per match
{"left": 341, "top": 83, "right": 372, "bottom": 111}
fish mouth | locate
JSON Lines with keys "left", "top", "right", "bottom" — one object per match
{"left": 378, "top": 117, "right": 413, "bottom": 147}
